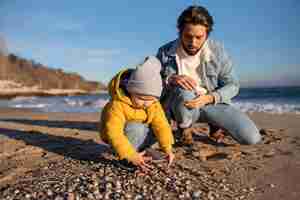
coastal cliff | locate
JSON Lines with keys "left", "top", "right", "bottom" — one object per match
{"left": 0, "top": 53, "right": 107, "bottom": 98}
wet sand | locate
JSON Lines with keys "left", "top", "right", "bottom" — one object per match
{"left": 0, "top": 109, "right": 299, "bottom": 199}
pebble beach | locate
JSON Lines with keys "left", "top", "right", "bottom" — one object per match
{"left": 1, "top": 109, "right": 300, "bottom": 200}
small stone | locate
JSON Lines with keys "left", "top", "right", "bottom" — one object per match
{"left": 192, "top": 151, "right": 201, "bottom": 158}
{"left": 116, "top": 189, "right": 122, "bottom": 193}
{"left": 207, "top": 191, "right": 214, "bottom": 200}
{"left": 125, "top": 193, "right": 133, "bottom": 199}
{"left": 55, "top": 196, "right": 64, "bottom": 200}
{"left": 87, "top": 193, "right": 94, "bottom": 199}
{"left": 192, "top": 190, "right": 202, "bottom": 198}
{"left": 116, "top": 181, "right": 122, "bottom": 188}
{"left": 25, "top": 194, "right": 31, "bottom": 199}
{"left": 104, "top": 192, "right": 111, "bottom": 200}
{"left": 264, "top": 150, "right": 275, "bottom": 158}
{"left": 184, "top": 191, "right": 191, "bottom": 198}
{"left": 222, "top": 186, "right": 229, "bottom": 191}
{"left": 134, "top": 194, "right": 143, "bottom": 200}
{"left": 155, "top": 185, "right": 162, "bottom": 191}
{"left": 270, "top": 184, "right": 275, "bottom": 188}
{"left": 106, "top": 182, "right": 113, "bottom": 189}
{"left": 47, "top": 189, "right": 53, "bottom": 196}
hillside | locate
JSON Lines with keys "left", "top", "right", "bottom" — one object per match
{"left": 0, "top": 53, "right": 106, "bottom": 94}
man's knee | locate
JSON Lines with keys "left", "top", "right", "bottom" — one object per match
{"left": 240, "top": 128, "right": 262, "bottom": 145}
{"left": 247, "top": 131, "right": 262, "bottom": 145}
{"left": 176, "top": 88, "right": 196, "bottom": 101}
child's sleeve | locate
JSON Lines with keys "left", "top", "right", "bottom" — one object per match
{"left": 150, "top": 103, "right": 174, "bottom": 154}
{"left": 103, "top": 101, "right": 139, "bottom": 161}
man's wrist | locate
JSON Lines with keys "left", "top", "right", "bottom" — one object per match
{"left": 205, "top": 94, "right": 215, "bottom": 104}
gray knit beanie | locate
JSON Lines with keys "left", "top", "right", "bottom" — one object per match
{"left": 126, "top": 56, "right": 162, "bottom": 97}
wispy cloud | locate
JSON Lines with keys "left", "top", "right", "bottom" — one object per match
{"left": 86, "top": 49, "right": 121, "bottom": 57}
{"left": 52, "top": 21, "right": 85, "bottom": 32}
{"left": 67, "top": 47, "right": 122, "bottom": 63}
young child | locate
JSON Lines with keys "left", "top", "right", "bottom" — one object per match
{"left": 99, "top": 56, "right": 175, "bottom": 171}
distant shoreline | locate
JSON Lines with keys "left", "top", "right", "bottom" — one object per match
{"left": 0, "top": 89, "right": 107, "bottom": 99}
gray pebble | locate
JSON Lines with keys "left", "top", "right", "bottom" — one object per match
{"left": 192, "top": 190, "right": 202, "bottom": 198}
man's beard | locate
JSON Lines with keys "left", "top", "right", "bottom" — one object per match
{"left": 181, "top": 42, "right": 201, "bottom": 56}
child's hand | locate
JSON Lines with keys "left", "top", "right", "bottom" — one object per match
{"left": 130, "top": 151, "right": 153, "bottom": 172}
{"left": 166, "top": 152, "right": 175, "bottom": 168}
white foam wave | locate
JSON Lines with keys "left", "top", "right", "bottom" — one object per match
{"left": 63, "top": 98, "right": 108, "bottom": 108}
{"left": 92, "top": 99, "right": 109, "bottom": 107}
{"left": 233, "top": 102, "right": 300, "bottom": 114}
{"left": 12, "top": 96, "right": 38, "bottom": 102}
{"left": 13, "top": 103, "right": 49, "bottom": 108}
{"left": 63, "top": 98, "right": 86, "bottom": 107}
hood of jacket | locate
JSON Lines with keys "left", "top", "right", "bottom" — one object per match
{"left": 108, "top": 69, "right": 133, "bottom": 106}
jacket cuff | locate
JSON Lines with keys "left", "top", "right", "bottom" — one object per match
{"left": 122, "top": 150, "right": 139, "bottom": 162}
{"left": 161, "top": 145, "right": 172, "bottom": 154}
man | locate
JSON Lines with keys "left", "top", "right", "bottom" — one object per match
{"left": 156, "top": 5, "right": 261, "bottom": 145}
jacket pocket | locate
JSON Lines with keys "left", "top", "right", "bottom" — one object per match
{"left": 205, "top": 67, "right": 218, "bottom": 88}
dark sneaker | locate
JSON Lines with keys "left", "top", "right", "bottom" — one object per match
{"left": 209, "top": 129, "right": 225, "bottom": 143}
{"left": 181, "top": 127, "right": 194, "bottom": 145}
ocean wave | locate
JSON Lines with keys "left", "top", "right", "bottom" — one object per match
{"left": 2, "top": 90, "right": 300, "bottom": 114}
{"left": 12, "top": 96, "right": 38, "bottom": 102}
{"left": 233, "top": 102, "right": 300, "bottom": 114}
{"left": 13, "top": 103, "right": 50, "bottom": 109}
{"left": 63, "top": 98, "right": 108, "bottom": 108}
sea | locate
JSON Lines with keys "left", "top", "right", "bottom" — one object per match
{"left": 0, "top": 87, "right": 300, "bottom": 114}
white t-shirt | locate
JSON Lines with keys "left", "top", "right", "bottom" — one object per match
{"left": 176, "top": 42, "right": 207, "bottom": 95}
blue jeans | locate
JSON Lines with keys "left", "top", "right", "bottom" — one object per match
{"left": 124, "top": 122, "right": 156, "bottom": 151}
{"left": 169, "top": 88, "right": 261, "bottom": 145}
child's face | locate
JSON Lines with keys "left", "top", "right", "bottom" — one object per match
{"left": 131, "top": 94, "right": 158, "bottom": 109}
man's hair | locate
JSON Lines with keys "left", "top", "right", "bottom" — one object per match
{"left": 177, "top": 5, "right": 214, "bottom": 35}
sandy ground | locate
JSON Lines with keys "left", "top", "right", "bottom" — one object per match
{"left": 0, "top": 108, "right": 300, "bottom": 199}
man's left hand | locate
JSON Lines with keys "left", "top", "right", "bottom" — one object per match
{"left": 184, "top": 94, "right": 214, "bottom": 109}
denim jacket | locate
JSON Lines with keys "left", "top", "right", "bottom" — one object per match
{"left": 156, "top": 38, "right": 239, "bottom": 105}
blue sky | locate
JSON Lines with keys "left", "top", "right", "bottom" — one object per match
{"left": 1, "top": 0, "right": 299, "bottom": 87}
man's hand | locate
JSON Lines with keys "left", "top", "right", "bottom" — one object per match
{"left": 130, "top": 151, "right": 153, "bottom": 172}
{"left": 169, "top": 75, "right": 197, "bottom": 91}
{"left": 184, "top": 94, "right": 214, "bottom": 109}
{"left": 166, "top": 152, "right": 175, "bottom": 168}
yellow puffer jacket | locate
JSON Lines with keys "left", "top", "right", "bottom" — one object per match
{"left": 99, "top": 69, "right": 174, "bottom": 161}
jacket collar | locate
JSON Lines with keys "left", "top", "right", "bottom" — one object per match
{"left": 166, "top": 38, "right": 213, "bottom": 63}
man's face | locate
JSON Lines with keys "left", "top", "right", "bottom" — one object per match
{"left": 180, "top": 24, "right": 208, "bottom": 56}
